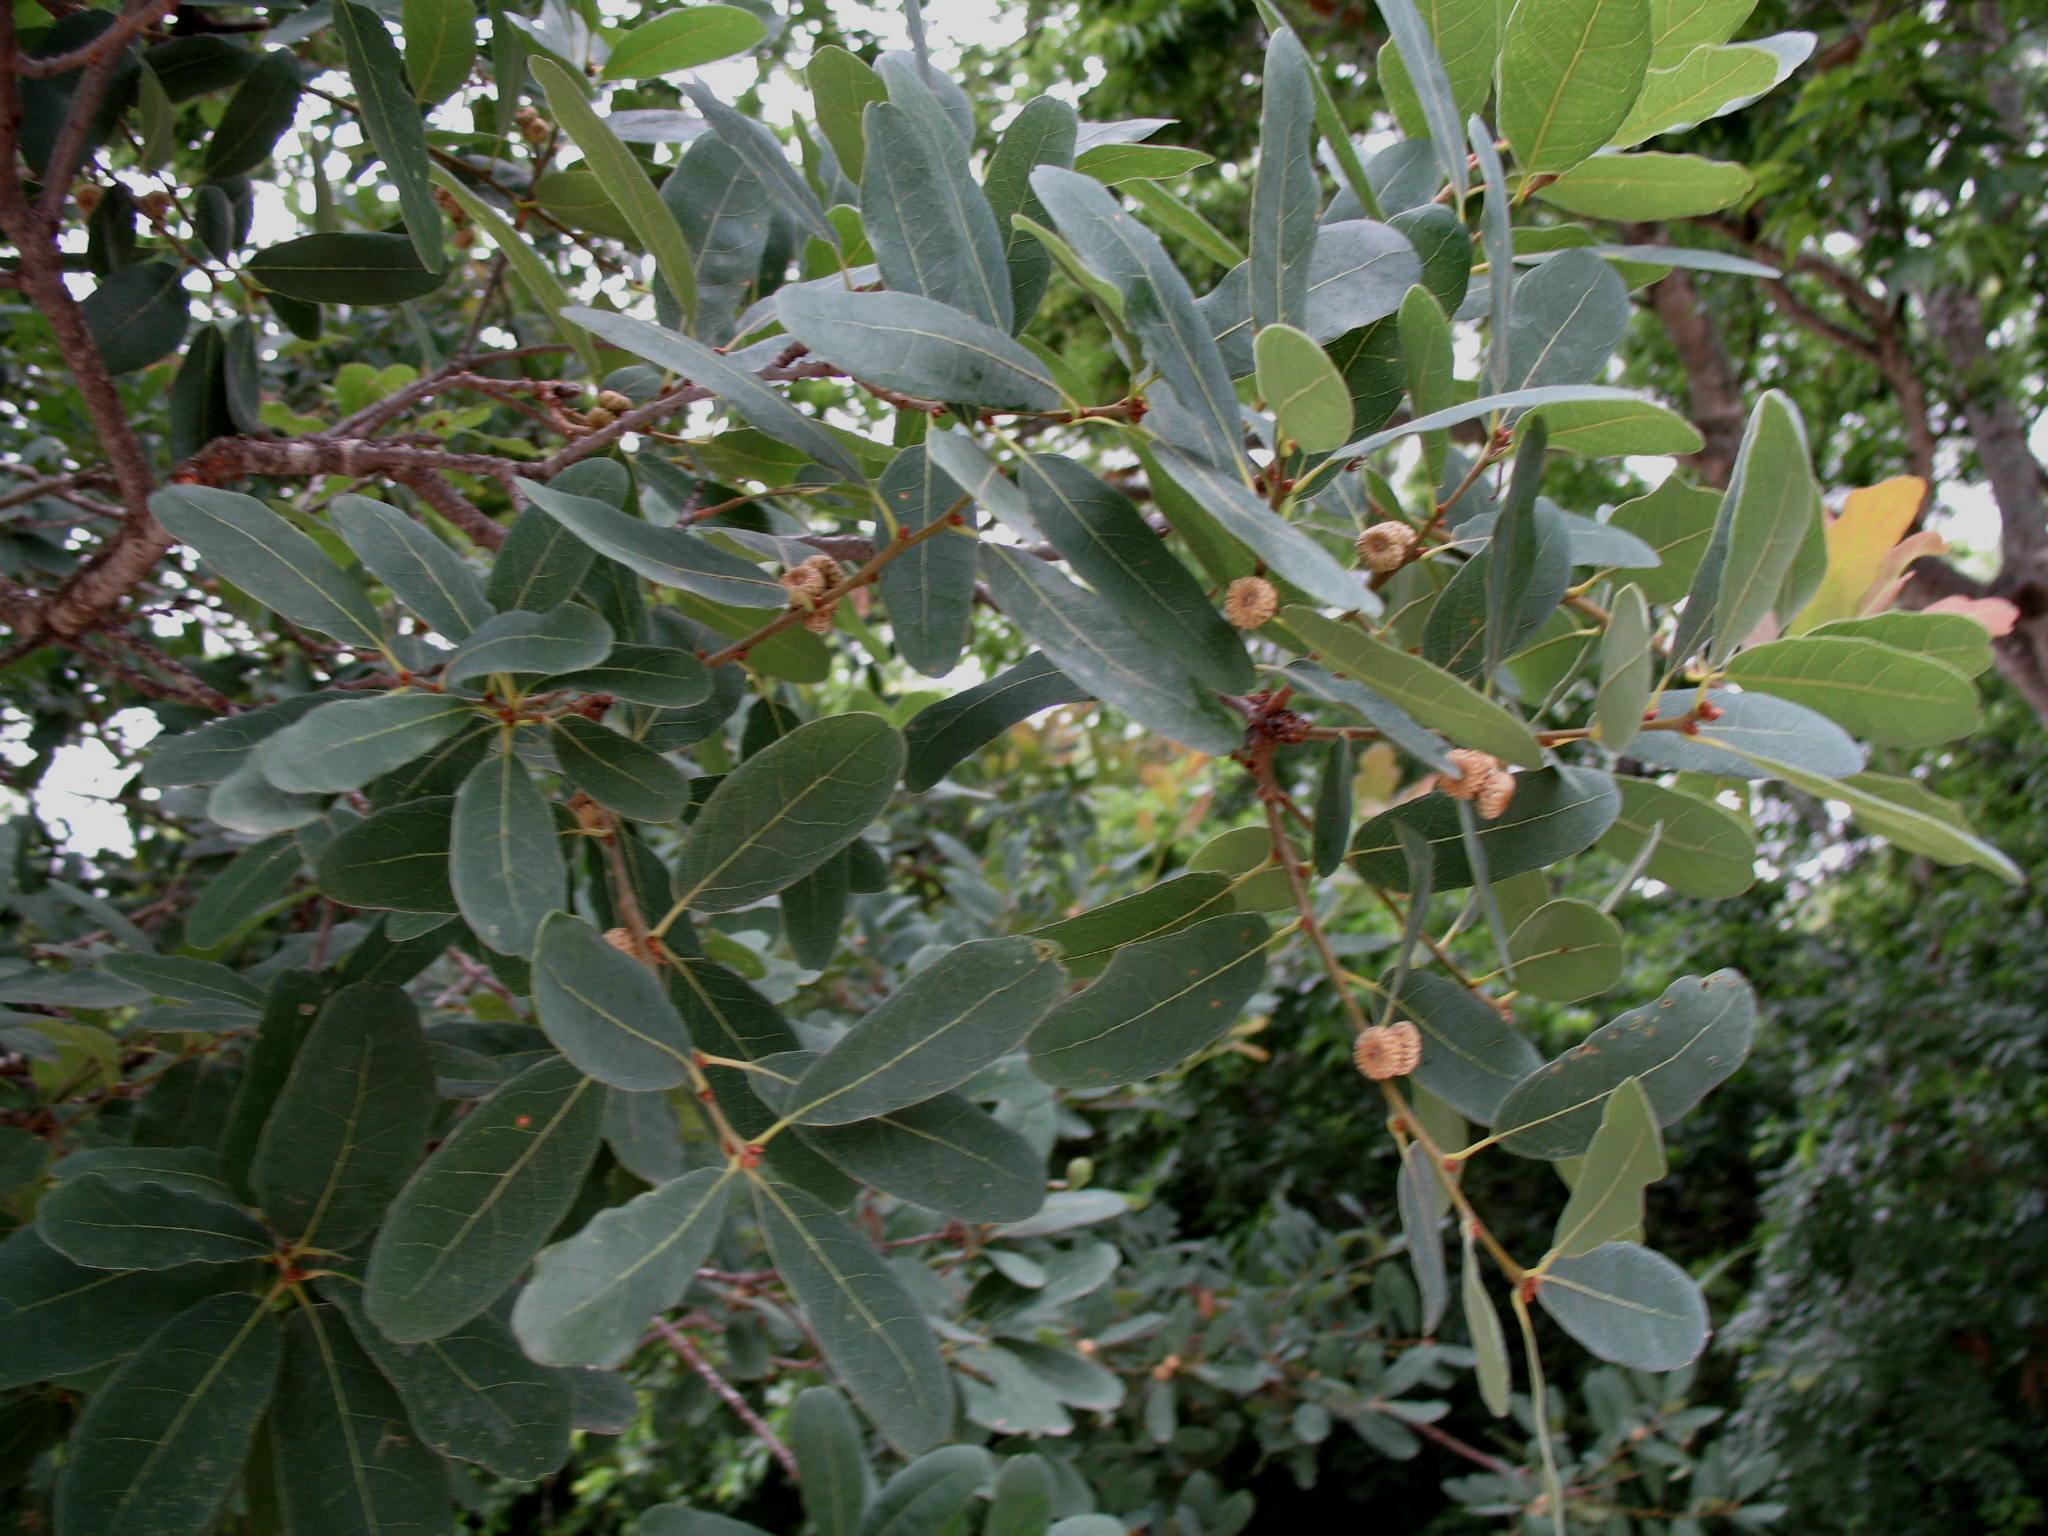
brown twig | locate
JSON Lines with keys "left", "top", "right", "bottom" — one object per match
{"left": 651, "top": 1319, "right": 799, "bottom": 1478}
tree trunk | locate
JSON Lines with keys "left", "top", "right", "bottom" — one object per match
{"left": 1632, "top": 226, "right": 1746, "bottom": 488}
{"left": 1911, "top": 283, "right": 2048, "bottom": 723}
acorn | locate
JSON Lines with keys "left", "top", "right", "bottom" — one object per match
{"left": 1477, "top": 771, "right": 1516, "bottom": 820}
{"left": 514, "top": 105, "right": 551, "bottom": 144}
{"left": 781, "top": 554, "right": 845, "bottom": 601}
{"left": 1356, "top": 520, "right": 1418, "bottom": 573}
{"left": 1354, "top": 1021, "right": 1423, "bottom": 1080}
{"left": 596, "top": 389, "right": 634, "bottom": 414}
{"left": 137, "top": 189, "right": 174, "bottom": 223}
{"left": 1224, "top": 575, "right": 1279, "bottom": 630}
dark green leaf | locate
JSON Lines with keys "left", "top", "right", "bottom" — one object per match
{"left": 544, "top": 645, "right": 711, "bottom": 706}
{"left": 754, "top": 1054, "right": 1044, "bottom": 1224}
{"left": 1250, "top": 29, "right": 1318, "bottom": 331}
{"left": 550, "top": 715, "right": 689, "bottom": 822}
{"left": 169, "top": 323, "right": 233, "bottom": 460}
{"left": 778, "top": 286, "right": 1061, "bottom": 411}
{"left": 272, "top": 1303, "right": 445, "bottom": 1535}
{"left": 445, "top": 604, "right": 613, "bottom": 685}
{"left": 983, "top": 94, "right": 1077, "bottom": 328}
{"left": 1028, "top": 913, "right": 1268, "bottom": 1089}
{"left": 202, "top": 47, "right": 301, "bottom": 176}
{"left": 1492, "top": 969, "right": 1756, "bottom": 1157}
{"left": 876, "top": 445, "right": 977, "bottom": 677}
{"left": 485, "top": 500, "right": 598, "bottom": 613}
{"left": 533, "top": 59, "right": 698, "bottom": 327}
{"left": 674, "top": 713, "right": 904, "bottom": 913}
{"left": 903, "top": 653, "right": 1089, "bottom": 791}
{"left": 515, "top": 470, "right": 791, "bottom": 609}
{"left": 982, "top": 546, "right": 1242, "bottom": 756}
{"left": 0, "top": 1228, "right": 232, "bottom": 1389}
{"left": 1396, "top": 1144, "right": 1447, "bottom": 1333}
{"left": 1026, "top": 873, "right": 1237, "bottom": 980}
{"left": 1372, "top": 0, "right": 1469, "bottom": 199}
{"left": 512, "top": 1166, "right": 735, "bottom": 1368}
{"left": 681, "top": 81, "right": 835, "bottom": 244}
{"left": 250, "top": 982, "right": 434, "bottom": 1248}
{"left": 1350, "top": 765, "right": 1619, "bottom": 891}
{"left": 1018, "top": 452, "right": 1253, "bottom": 693}
{"left": 256, "top": 693, "right": 475, "bottom": 794}
{"left": 1287, "top": 608, "right": 1544, "bottom": 768}
{"left": 219, "top": 971, "right": 328, "bottom": 1199}
{"left": 790, "top": 937, "right": 1066, "bottom": 1124}
{"left": 1503, "top": 249, "right": 1629, "bottom": 393}
{"left": 103, "top": 952, "right": 264, "bottom": 1009}
{"left": 315, "top": 795, "right": 456, "bottom": 913}
{"left": 1312, "top": 736, "right": 1355, "bottom": 876}
{"left": 41, "top": 1175, "right": 271, "bottom": 1268}
{"left": 187, "top": 833, "right": 302, "bottom": 948}
{"left": 533, "top": 912, "right": 694, "bottom": 1090}
{"left": 332, "top": 494, "right": 492, "bottom": 641}
{"left": 752, "top": 1177, "right": 953, "bottom": 1454}
{"left": 862, "top": 1445, "right": 994, "bottom": 1535}
{"left": 366, "top": 1054, "right": 605, "bottom": 1342}
{"left": 1383, "top": 969, "right": 1542, "bottom": 1123}
{"left": 862, "top": 97, "right": 1012, "bottom": 329}
{"left": 53, "top": 1293, "right": 280, "bottom": 1536}
{"left": 782, "top": 850, "right": 850, "bottom": 969}
{"left": 794, "top": 1386, "right": 872, "bottom": 1536}
{"left": 82, "top": 261, "right": 189, "bottom": 375}
{"left": 1030, "top": 166, "right": 1244, "bottom": 470}
{"left": 245, "top": 232, "right": 445, "bottom": 304}
{"left": 451, "top": 746, "right": 564, "bottom": 957}
{"left": 333, "top": 0, "right": 444, "bottom": 270}
{"left": 1537, "top": 1242, "right": 1708, "bottom": 1370}
{"left": 153, "top": 485, "right": 385, "bottom": 647}
{"left": 324, "top": 1286, "right": 571, "bottom": 1481}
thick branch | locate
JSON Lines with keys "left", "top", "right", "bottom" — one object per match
{"left": 1629, "top": 226, "right": 1745, "bottom": 487}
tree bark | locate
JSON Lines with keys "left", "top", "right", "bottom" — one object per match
{"left": 1631, "top": 225, "right": 1746, "bottom": 487}
{"left": 1909, "top": 283, "right": 2048, "bottom": 721}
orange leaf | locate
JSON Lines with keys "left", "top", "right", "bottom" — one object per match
{"left": 1786, "top": 475, "right": 1929, "bottom": 633}
{"left": 1925, "top": 595, "right": 2019, "bottom": 637}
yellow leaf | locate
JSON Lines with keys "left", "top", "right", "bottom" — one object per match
{"left": 1786, "top": 475, "right": 1928, "bottom": 634}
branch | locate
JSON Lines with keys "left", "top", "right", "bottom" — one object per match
{"left": 16, "top": 0, "right": 169, "bottom": 76}
{"left": 1626, "top": 226, "right": 1744, "bottom": 487}
{"left": 650, "top": 1319, "right": 798, "bottom": 1478}
{"left": 34, "top": 0, "right": 179, "bottom": 222}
